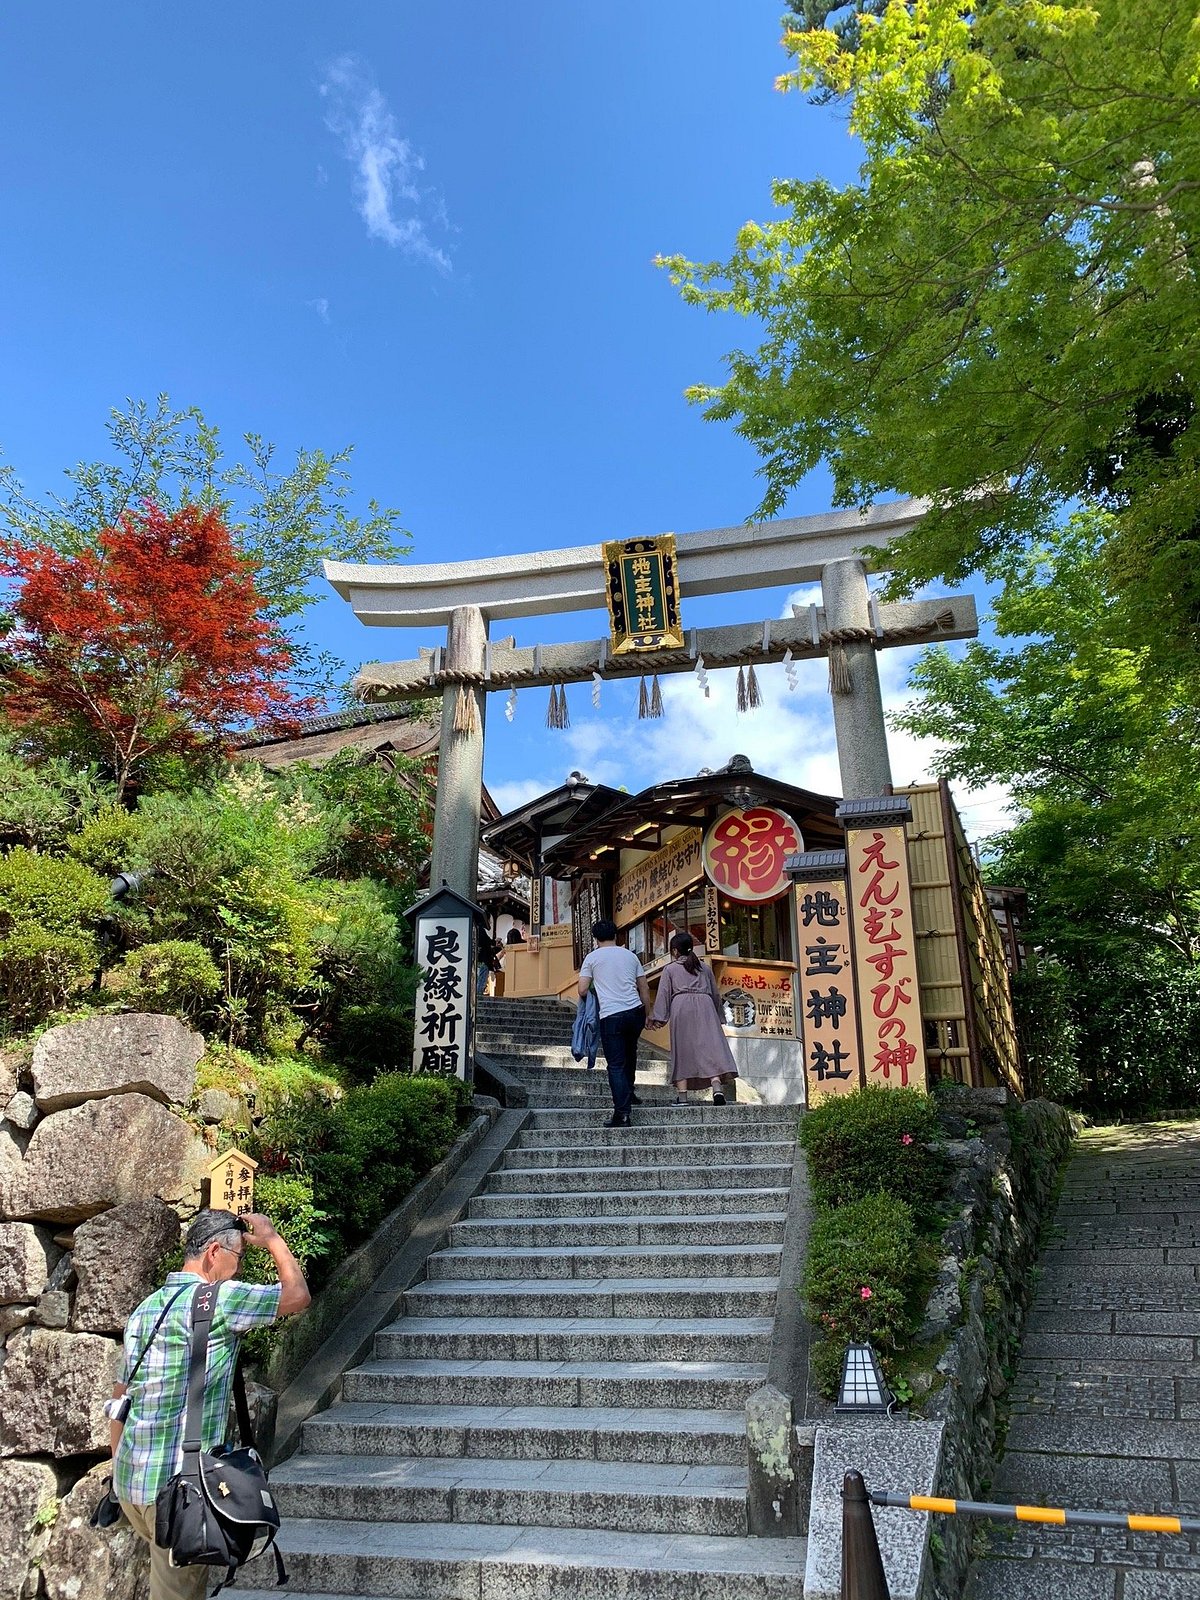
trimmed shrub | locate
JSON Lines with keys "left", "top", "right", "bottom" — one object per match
{"left": 68, "top": 806, "right": 145, "bottom": 877}
{"left": 0, "top": 927, "right": 97, "bottom": 1029}
{"left": 803, "top": 1191, "right": 918, "bottom": 1397}
{"left": 327, "top": 1001, "right": 417, "bottom": 1083}
{"left": 242, "top": 1172, "right": 335, "bottom": 1281}
{"left": 313, "top": 1073, "right": 470, "bottom": 1242}
{"left": 113, "top": 939, "right": 222, "bottom": 1021}
{"left": 0, "top": 848, "right": 110, "bottom": 1026}
{"left": 799, "top": 1084, "right": 942, "bottom": 1209}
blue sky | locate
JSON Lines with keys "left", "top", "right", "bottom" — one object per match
{"left": 0, "top": 3, "right": 1006, "bottom": 836}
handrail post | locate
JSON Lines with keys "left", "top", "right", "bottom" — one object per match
{"left": 841, "top": 1471, "right": 891, "bottom": 1600}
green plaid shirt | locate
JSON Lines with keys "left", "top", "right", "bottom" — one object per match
{"left": 113, "top": 1271, "right": 282, "bottom": 1507}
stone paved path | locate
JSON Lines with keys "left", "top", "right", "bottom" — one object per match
{"left": 968, "top": 1121, "right": 1200, "bottom": 1599}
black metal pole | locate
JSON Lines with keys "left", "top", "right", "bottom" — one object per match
{"left": 842, "top": 1471, "right": 891, "bottom": 1600}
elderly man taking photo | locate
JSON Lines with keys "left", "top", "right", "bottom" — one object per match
{"left": 108, "top": 1208, "right": 311, "bottom": 1600}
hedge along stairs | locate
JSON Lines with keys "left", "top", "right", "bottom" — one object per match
{"left": 237, "top": 1035, "right": 808, "bottom": 1598}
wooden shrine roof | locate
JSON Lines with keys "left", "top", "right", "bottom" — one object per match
{"left": 540, "top": 765, "right": 843, "bottom": 875}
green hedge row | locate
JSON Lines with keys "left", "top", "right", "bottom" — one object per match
{"left": 798, "top": 1086, "right": 947, "bottom": 1400}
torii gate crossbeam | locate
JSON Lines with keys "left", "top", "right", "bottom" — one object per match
{"left": 321, "top": 498, "right": 976, "bottom": 903}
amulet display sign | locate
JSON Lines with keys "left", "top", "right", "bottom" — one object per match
{"left": 702, "top": 807, "right": 803, "bottom": 904}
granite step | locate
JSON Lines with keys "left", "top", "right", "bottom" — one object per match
{"left": 478, "top": 1041, "right": 666, "bottom": 1062}
{"left": 402, "top": 1276, "right": 781, "bottom": 1319}
{"left": 514, "top": 1088, "right": 684, "bottom": 1107}
{"left": 342, "top": 1357, "right": 769, "bottom": 1410}
{"left": 484, "top": 1161, "right": 793, "bottom": 1194}
{"left": 244, "top": 1520, "right": 808, "bottom": 1599}
{"left": 466, "top": 1186, "right": 789, "bottom": 1220}
{"left": 448, "top": 1210, "right": 787, "bottom": 1248}
{"left": 270, "top": 1455, "right": 749, "bottom": 1535}
{"left": 423, "top": 1243, "right": 783, "bottom": 1281}
{"left": 502, "top": 1139, "right": 796, "bottom": 1169}
{"left": 525, "top": 1105, "right": 794, "bottom": 1130}
{"left": 373, "top": 1314, "right": 774, "bottom": 1364}
{"left": 300, "top": 1401, "right": 747, "bottom": 1465}
{"left": 513, "top": 1119, "right": 793, "bottom": 1149}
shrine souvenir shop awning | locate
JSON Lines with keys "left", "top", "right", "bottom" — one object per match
{"left": 540, "top": 767, "right": 844, "bottom": 875}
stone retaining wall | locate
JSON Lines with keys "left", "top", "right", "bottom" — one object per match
{"left": 918, "top": 1086, "right": 1076, "bottom": 1600}
{"left": 0, "top": 1013, "right": 210, "bottom": 1600}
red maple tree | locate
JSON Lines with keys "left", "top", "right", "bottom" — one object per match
{"left": 0, "top": 502, "right": 315, "bottom": 798}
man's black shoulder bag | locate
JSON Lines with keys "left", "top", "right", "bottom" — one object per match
{"left": 154, "top": 1281, "right": 286, "bottom": 1591}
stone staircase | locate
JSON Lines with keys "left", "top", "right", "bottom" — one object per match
{"left": 474, "top": 994, "right": 709, "bottom": 1106}
{"left": 238, "top": 1051, "right": 807, "bottom": 1599}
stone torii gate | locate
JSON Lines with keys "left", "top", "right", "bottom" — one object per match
{"left": 324, "top": 497, "right": 977, "bottom": 905}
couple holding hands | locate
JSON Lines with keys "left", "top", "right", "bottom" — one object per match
{"left": 577, "top": 919, "right": 737, "bottom": 1126}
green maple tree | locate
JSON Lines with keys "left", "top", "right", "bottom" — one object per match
{"left": 663, "top": 0, "right": 1200, "bottom": 670}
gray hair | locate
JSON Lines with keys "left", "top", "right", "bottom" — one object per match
{"left": 183, "top": 1209, "right": 246, "bottom": 1260}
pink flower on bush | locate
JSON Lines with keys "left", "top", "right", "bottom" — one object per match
{"left": 860, "top": 1286, "right": 873, "bottom": 1301}
{"left": 900, "top": 1133, "right": 914, "bottom": 1145}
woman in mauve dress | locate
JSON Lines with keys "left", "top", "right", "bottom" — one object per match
{"left": 645, "top": 932, "right": 738, "bottom": 1104}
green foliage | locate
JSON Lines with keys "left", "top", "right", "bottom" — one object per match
{"left": 68, "top": 806, "right": 145, "bottom": 877}
{"left": 663, "top": 1, "right": 1200, "bottom": 674}
{"left": 293, "top": 749, "right": 434, "bottom": 894}
{"left": 0, "top": 848, "right": 110, "bottom": 1028}
{"left": 0, "top": 395, "right": 411, "bottom": 688}
{"left": 0, "top": 741, "right": 426, "bottom": 1067}
{"left": 0, "top": 730, "right": 113, "bottom": 852}
{"left": 804, "top": 1192, "right": 917, "bottom": 1396}
{"left": 311, "top": 1074, "right": 470, "bottom": 1242}
{"left": 234, "top": 1170, "right": 337, "bottom": 1368}
{"left": 1019, "top": 955, "right": 1200, "bottom": 1118}
{"left": 896, "top": 515, "right": 1200, "bottom": 968}
{"left": 1011, "top": 962, "right": 1083, "bottom": 1105}
{"left": 113, "top": 940, "right": 222, "bottom": 1022}
{"left": 894, "top": 513, "right": 1200, "bottom": 1110}
{"left": 800, "top": 1085, "right": 941, "bottom": 1210}
{"left": 194, "top": 1047, "right": 343, "bottom": 1128}
{"left": 241, "top": 1173, "right": 335, "bottom": 1281}
{"left": 117, "top": 766, "right": 413, "bottom": 1052}
{"left": 328, "top": 1000, "right": 420, "bottom": 1084}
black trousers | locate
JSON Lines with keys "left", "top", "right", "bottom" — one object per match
{"left": 599, "top": 1004, "right": 644, "bottom": 1119}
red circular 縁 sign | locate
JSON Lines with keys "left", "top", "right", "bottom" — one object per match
{"left": 702, "top": 807, "right": 803, "bottom": 904}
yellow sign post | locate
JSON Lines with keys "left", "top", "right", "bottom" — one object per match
{"left": 207, "top": 1148, "right": 257, "bottom": 1218}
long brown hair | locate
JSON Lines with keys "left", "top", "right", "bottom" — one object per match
{"left": 669, "top": 931, "right": 703, "bottom": 975}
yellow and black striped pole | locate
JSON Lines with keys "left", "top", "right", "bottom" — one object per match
{"left": 870, "top": 1490, "right": 1200, "bottom": 1536}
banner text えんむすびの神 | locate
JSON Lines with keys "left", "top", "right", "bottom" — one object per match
{"left": 845, "top": 826, "right": 927, "bottom": 1091}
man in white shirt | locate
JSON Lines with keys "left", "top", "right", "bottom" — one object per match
{"left": 578, "top": 919, "right": 651, "bottom": 1127}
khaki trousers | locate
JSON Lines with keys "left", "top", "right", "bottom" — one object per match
{"left": 120, "top": 1500, "right": 209, "bottom": 1600}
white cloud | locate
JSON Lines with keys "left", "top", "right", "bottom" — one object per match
{"left": 307, "top": 296, "right": 331, "bottom": 323}
{"left": 488, "top": 653, "right": 1014, "bottom": 847}
{"left": 319, "top": 55, "right": 451, "bottom": 272}
{"left": 487, "top": 776, "right": 549, "bottom": 815}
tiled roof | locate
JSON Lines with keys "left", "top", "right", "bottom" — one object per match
{"left": 233, "top": 703, "right": 424, "bottom": 749}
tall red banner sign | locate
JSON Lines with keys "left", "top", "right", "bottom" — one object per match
{"left": 845, "top": 825, "right": 928, "bottom": 1092}
{"left": 795, "top": 878, "right": 863, "bottom": 1101}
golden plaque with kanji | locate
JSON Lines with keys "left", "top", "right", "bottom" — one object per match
{"left": 602, "top": 533, "right": 683, "bottom": 654}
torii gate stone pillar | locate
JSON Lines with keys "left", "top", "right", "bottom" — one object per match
{"left": 821, "top": 557, "right": 892, "bottom": 798}
{"left": 324, "top": 499, "right": 975, "bottom": 908}
{"left": 430, "top": 605, "right": 488, "bottom": 897}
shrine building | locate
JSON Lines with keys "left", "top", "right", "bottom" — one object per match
{"left": 484, "top": 757, "right": 1025, "bottom": 1106}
